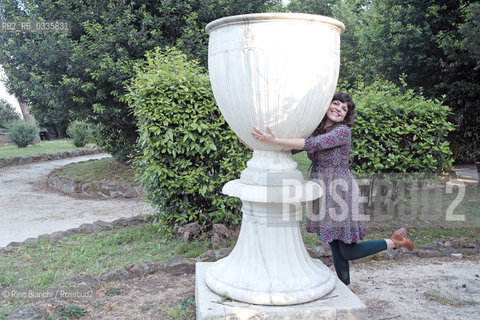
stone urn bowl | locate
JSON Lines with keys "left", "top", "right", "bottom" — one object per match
{"left": 206, "top": 12, "right": 345, "bottom": 152}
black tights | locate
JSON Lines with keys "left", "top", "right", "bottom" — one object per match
{"left": 328, "top": 239, "right": 387, "bottom": 285}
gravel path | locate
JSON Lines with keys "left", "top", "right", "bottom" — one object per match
{"left": 0, "top": 154, "right": 151, "bottom": 247}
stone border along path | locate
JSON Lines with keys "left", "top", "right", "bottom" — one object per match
{"left": 0, "top": 152, "right": 152, "bottom": 247}
{"left": 47, "top": 166, "right": 144, "bottom": 199}
{"left": 0, "top": 214, "right": 149, "bottom": 252}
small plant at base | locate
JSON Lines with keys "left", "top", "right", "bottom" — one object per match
{"left": 426, "top": 287, "right": 477, "bottom": 306}
{"left": 57, "top": 304, "right": 88, "bottom": 318}
{"left": 105, "top": 287, "right": 122, "bottom": 296}
{"left": 161, "top": 298, "right": 195, "bottom": 320}
{"left": 219, "top": 292, "right": 234, "bottom": 303}
{"left": 179, "top": 297, "right": 195, "bottom": 309}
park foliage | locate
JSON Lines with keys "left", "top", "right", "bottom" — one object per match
{"left": 6, "top": 120, "right": 39, "bottom": 148}
{"left": 0, "top": 0, "right": 276, "bottom": 160}
{"left": 127, "top": 48, "right": 250, "bottom": 230}
{"left": 349, "top": 79, "right": 454, "bottom": 174}
{"left": 0, "top": 99, "right": 20, "bottom": 132}
{"left": 66, "top": 120, "right": 94, "bottom": 148}
{"left": 127, "top": 47, "right": 454, "bottom": 229}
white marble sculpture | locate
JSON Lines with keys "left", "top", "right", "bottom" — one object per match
{"left": 205, "top": 13, "right": 345, "bottom": 305}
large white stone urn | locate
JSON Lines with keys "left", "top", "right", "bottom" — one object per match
{"left": 205, "top": 13, "right": 345, "bottom": 305}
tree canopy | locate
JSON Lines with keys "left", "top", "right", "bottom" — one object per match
{"left": 329, "top": 0, "right": 480, "bottom": 161}
{"left": 0, "top": 0, "right": 478, "bottom": 161}
{"left": 0, "top": 0, "right": 281, "bottom": 160}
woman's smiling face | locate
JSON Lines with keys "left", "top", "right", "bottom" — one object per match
{"left": 325, "top": 100, "right": 349, "bottom": 125}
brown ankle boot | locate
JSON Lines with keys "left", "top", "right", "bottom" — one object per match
{"left": 393, "top": 227, "right": 407, "bottom": 237}
{"left": 391, "top": 228, "right": 414, "bottom": 251}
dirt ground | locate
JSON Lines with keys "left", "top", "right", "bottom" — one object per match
{"left": 350, "top": 254, "right": 480, "bottom": 320}
{"left": 82, "top": 272, "right": 196, "bottom": 320}
{"left": 68, "top": 253, "right": 479, "bottom": 320}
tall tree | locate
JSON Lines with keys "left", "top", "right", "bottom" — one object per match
{"left": 330, "top": 0, "right": 368, "bottom": 86}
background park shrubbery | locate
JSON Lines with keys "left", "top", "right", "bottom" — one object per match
{"left": 349, "top": 79, "right": 454, "bottom": 174}
{"left": 127, "top": 48, "right": 250, "bottom": 230}
{"left": 6, "top": 120, "right": 40, "bottom": 148}
{"left": 0, "top": 0, "right": 478, "bottom": 163}
{"left": 66, "top": 120, "right": 94, "bottom": 148}
{"left": 127, "top": 50, "right": 454, "bottom": 229}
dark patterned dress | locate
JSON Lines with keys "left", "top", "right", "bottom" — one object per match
{"left": 302, "top": 125, "right": 367, "bottom": 244}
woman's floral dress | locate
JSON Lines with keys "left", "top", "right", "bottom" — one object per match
{"left": 302, "top": 125, "right": 366, "bottom": 244}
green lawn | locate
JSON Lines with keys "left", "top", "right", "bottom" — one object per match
{"left": 292, "top": 152, "right": 311, "bottom": 178}
{"left": 51, "top": 157, "right": 138, "bottom": 185}
{"left": 0, "top": 140, "right": 94, "bottom": 158}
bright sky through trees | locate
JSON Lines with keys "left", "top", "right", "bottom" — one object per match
{"left": 0, "top": 66, "right": 20, "bottom": 115}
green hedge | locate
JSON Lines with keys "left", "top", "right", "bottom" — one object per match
{"left": 6, "top": 120, "right": 40, "bottom": 148}
{"left": 67, "top": 120, "right": 94, "bottom": 148}
{"left": 347, "top": 80, "right": 455, "bottom": 174}
{"left": 127, "top": 47, "right": 250, "bottom": 231}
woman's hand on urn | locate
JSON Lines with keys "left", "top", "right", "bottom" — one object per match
{"left": 251, "top": 125, "right": 306, "bottom": 150}
{"left": 251, "top": 126, "right": 279, "bottom": 145}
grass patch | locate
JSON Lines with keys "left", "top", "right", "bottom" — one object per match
{"left": 51, "top": 157, "right": 137, "bottom": 185}
{"left": 56, "top": 304, "right": 88, "bottom": 318}
{"left": 0, "top": 224, "right": 210, "bottom": 318}
{"left": 0, "top": 140, "right": 94, "bottom": 159}
{"left": 161, "top": 297, "right": 195, "bottom": 320}
{"left": 292, "top": 152, "right": 311, "bottom": 178}
{"left": 426, "top": 287, "right": 477, "bottom": 306}
{"left": 105, "top": 287, "right": 122, "bottom": 297}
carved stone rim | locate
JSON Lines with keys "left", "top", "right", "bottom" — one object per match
{"left": 205, "top": 12, "right": 345, "bottom": 34}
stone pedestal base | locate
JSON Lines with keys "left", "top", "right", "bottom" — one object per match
{"left": 196, "top": 262, "right": 367, "bottom": 320}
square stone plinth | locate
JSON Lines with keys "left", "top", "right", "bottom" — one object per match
{"left": 196, "top": 262, "right": 367, "bottom": 320}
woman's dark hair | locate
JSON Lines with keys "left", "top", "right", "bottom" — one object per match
{"left": 312, "top": 91, "right": 355, "bottom": 135}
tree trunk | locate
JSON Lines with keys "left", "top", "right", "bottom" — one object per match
{"left": 18, "top": 102, "right": 41, "bottom": 143}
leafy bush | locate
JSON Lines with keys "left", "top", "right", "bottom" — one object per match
{"left": 0, "top": 99, "right": 21, "bottom": 130}
{"left": 347, "top": 79, "right": 455, "bottom": 174}
{"left": 6, "top": 120, "right": 40, "bottom": 148}
{"left": 128, "top": 47, "right": 250, "bottom": 231}
{"left": 67, "top": 120, "right": 94, "bottom": 147}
